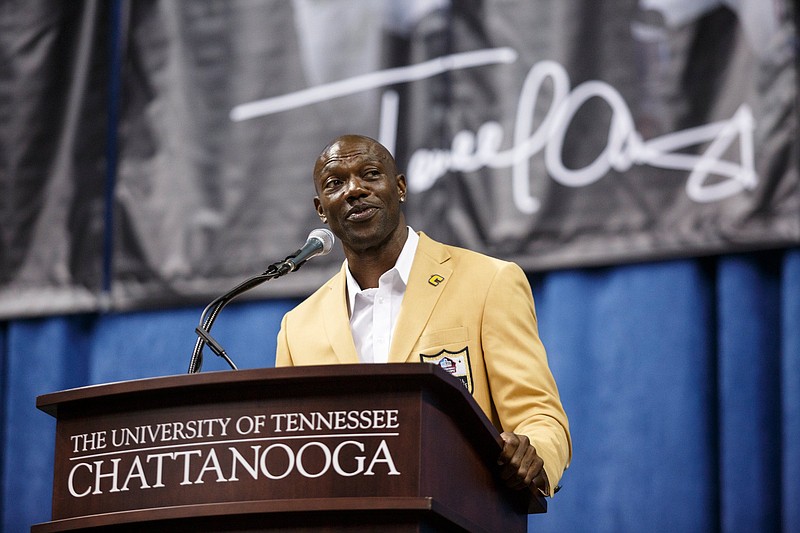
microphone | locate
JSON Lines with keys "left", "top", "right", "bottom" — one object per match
{"left": 281, "top": 228, "right": 335, "bottom": 272}
{"left": 187, "top": 228, "right": 336, "bottom": 374}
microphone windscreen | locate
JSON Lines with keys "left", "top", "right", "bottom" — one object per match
{"left": 308, "top": 228, "right": 335, "bottom": 255}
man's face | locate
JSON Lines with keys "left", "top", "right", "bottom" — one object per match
{"left": 313, "top": 137, "right": 406, "bottom": 253}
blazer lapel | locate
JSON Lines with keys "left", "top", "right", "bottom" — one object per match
{"left": 388, "top": 233, "right": 453, "bottom": 363}
{"left": 322, "top": 265, "right": 360, "bottom": 364}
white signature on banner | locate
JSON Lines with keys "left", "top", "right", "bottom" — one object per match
{"left": 230, "top": 47, "right": 757, "bottom": 214}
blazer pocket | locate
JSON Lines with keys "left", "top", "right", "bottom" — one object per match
{"left": 417, "top": 326, "right": 469, "bottom": 351}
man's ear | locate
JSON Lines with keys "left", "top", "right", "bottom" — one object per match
{"left": 396, "top": 174, "right": 407, "bottom": 202}
{"left": 314, "top": 197, "right": 327, "bottom": 223}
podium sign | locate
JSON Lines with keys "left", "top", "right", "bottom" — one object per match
{"left": 33, "top": 364, "right": 542, "bottom": 532}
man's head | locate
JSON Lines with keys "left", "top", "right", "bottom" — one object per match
{"left": 312, "top": 135, "right": 407, "bottom": 256}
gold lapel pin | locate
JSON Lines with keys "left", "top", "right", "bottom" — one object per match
{"left": 428, "top": 274, "right": 445, "bottom": 286}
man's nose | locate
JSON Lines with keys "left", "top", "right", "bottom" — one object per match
{"left": 344, "top": 175, "right": 369, "bottom": 199}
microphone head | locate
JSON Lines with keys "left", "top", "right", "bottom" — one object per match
{"left": 308, "top": 228, "right": 335, "bottom": 256}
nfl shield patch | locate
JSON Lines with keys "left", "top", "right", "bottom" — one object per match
{"left": 419, "top": 347, "right": 474, "bottom": 393}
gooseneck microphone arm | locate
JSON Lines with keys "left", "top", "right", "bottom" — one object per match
{"left": 188, "top": 262, "right": 285, "bottom": 374}
{"left": 187, "top": 228, "right": 334, "bottom": 374}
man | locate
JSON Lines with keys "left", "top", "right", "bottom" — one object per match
{"left": 276, "top": 134, "right": 571, "bottom": 496}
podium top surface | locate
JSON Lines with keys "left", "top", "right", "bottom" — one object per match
{"left": 37, "top": 363, "right": 481, "bottom": 420}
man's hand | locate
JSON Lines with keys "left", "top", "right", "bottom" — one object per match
{"left": 497, "top": 432, "right": 549, "bottom": 495}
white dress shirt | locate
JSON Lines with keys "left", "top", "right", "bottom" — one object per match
{"left": 346, "top": 228, "right": 419, "bottom": 363}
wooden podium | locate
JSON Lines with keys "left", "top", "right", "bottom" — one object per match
{"left": 32, "top": 364, "right": 544, "bottom": 532}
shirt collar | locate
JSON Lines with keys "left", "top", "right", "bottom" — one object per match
{"left": 345, "top": 227, "right": 419, "bottom": 311}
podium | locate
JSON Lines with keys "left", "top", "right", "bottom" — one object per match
{"left": 32, "top": 364, "right": 544, "bottom": 532}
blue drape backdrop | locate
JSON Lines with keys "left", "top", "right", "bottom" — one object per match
{"left": 3, "top": 248, "right": 798, "bottom": 532}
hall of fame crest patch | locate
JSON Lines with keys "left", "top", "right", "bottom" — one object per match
{"left": 419, "top": 347, "right": 473, "bottom": 393}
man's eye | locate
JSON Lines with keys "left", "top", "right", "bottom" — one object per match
{"left": 325, "top": 178, "right": 342, "bottom": 189}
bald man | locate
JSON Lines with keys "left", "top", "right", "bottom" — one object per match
{"left": 277, "top": 134, "right": 571, "bottom": 497}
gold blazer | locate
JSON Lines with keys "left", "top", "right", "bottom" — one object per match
{"left": 277, "top": 232, "right": 571, "bottom": 493}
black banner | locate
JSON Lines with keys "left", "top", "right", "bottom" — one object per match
{"left": 0, "top": 1, "right": 111, "bottom": 317}
{"left": 1, "top": 0, "right": 798, "bottom": 317}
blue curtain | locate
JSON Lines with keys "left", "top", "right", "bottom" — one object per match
{"left": 2, "top": 250, "right": 799, "bottom": 532}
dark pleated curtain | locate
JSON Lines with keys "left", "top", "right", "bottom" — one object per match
{"left": 3, "top": 250, "right": 799, "bottom": 532}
